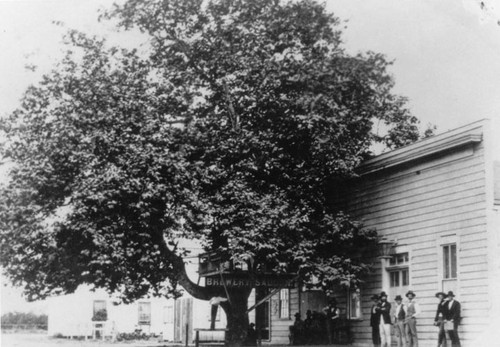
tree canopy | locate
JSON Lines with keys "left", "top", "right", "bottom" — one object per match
{"left": 1, "top": 0, "right": 421, "bottom": 317}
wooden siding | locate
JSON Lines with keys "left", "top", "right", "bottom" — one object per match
{"left": 331, "top": 125, "right": 490, "bottom": 346}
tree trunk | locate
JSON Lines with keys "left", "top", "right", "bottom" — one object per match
{"left": 163, "top": 248, "right": 252, "bottom": 347}
{"left": 178, "top": 267, "right": 252, "bottom": 347}
{"left": 221, "top": 288, "right": 252, "bottom": 347}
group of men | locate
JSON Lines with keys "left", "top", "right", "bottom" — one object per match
{"left": 289, "top": 301, "right": 343, "bottom": 345}
{"left": 370, "top": 290, "right": 461, "bottom": 347}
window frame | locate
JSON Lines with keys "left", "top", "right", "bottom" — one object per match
{"left": 443, "top": 243, "right": 457, "bottom": 280}
{"left": 279, "top": 288, "right": 290, "bottom": 319}
{"left": 437, "top": 235, "right": 459, "bottom": 295}
{"left": 92, "top": 300, "right": 107, "bottom": 321}
{"left": 138, "top": 301, "right": 152, "bottom": 325}
{"left": 386, "top": 252, "right": 410, "bottom": 289}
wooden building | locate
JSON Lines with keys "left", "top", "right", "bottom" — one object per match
{"left": 259, "top": 119, "right": 500, "bottom": 346}
{"left": 319, "top": 119, "right": 500, "bottom": 346}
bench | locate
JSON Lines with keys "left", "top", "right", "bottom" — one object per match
{"left": 194, "top": 329, "right": 226, "bottom": 347}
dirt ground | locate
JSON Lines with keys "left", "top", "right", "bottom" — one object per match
{"left": 1, "top": 333, "right": 169, "bottom": 347}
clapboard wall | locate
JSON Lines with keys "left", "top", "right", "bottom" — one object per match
{"left": 337, "top": 121, "right": 491, "bottom": 346}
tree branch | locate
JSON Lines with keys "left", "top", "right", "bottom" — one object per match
{"left": 156, "top": 233, "right": 225, "bottom": 300}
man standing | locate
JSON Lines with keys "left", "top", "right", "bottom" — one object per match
{"left": 434, "top": 292, "right": 448, "bottom": 347}
{"left": 393, "top": 295, "right": 407, "bottom": 347}
{"left": 370, "top": 294, "right": 381, "bottom": 346}
{"left": 376, "top": 292, "right": 392, "bottom": 347}
{"left": 405, "top": 290, "right": 421, "bottom": 347}
{"left": 323, "top": 298, "right": 340, "bottom": 344}
{"left": 289, "top": 312, "right": 304, "bottom": 345}
{"left": 445, "top": 291, "right": 461, "bottom": 347}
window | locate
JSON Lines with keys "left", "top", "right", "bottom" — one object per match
{"left": 443, "top": 244, "right": 457, "bottom": 279}
{"left": 390, "top": 271, "right": 400, "bottom": 287}
{"left": 348, "top": 287, "right": 362, "bottom": 320}
{"left": 279, "top": 289, "right": 290, "bottom": 319}
{"left": 92, "top": 300, "right": 107, "bottom": 321}
{"left": 138, "top": 302, "right": 151, "bottom": 325}
{"left": 402, "top": 269, "right": 409, "bottom": 286}
{"left": 389, "top": 252, "right": 409, "bottom": 266}
{"left": 387, "top": 252, "right": 410, "bottom": 293}
{"left": 389, "top": 268, "right": 409, "bottom": 287}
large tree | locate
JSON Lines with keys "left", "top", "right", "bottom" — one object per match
{"left": 0, "top": 0, "right": 422, "bottom": 345}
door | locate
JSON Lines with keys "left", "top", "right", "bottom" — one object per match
{"left": 255, "top": 288, "right": 270, "bottom": 340}
{"left": 174, "top": 298, "right": 193, "bottom": 343}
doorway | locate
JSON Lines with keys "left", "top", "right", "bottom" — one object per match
{"left": 255, "top": 288, "right": 270, "bottom": 340}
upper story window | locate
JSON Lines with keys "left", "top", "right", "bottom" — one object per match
{"left": 443, "top": 244, "right": 457, "bottom": 279}
{"left": 138, "top": 302, "right": 152, "bottom": 325}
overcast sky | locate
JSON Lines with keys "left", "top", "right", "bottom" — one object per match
{"left": 1, "top": 0, "right": 500, "bottom": 313}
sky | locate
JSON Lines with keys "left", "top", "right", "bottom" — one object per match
{"left": 0, "top": 0, "right": 500, "bottom": 314}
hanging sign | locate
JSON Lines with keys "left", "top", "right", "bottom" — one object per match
{"left": 205, "top": 274, "right": 296, "bottom": 288}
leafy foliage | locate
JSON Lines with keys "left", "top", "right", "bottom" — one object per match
{"left": 1, "top": 0, "right": 421, "bottom": 306}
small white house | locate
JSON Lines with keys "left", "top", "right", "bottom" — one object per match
{"left": 47, "top": 285, "right": 170, "bottom": 339}
{"left": 47, "top": 285, "right": 229, "bottom": 342}
{"left": 47, "top": 260, "right": 228, "bottom": 342}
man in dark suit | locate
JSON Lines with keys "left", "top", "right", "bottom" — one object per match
{"left": 434, "top": 292, "right": 448, "bottom": 347}
{"left": 444, "top": 291, "right": 461, "bottom": 347}
{"left": 370, "top": 294, "right": 381, "bottom": 346}
{"left": 323, "top": 298, "right": 340, "bottom": 344}
{"left": 376, "top": 292, "right": 392, "bottom": 347}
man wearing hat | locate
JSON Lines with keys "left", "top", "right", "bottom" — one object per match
{"left": 370, "top": 294, "right": 381, "bottom": 346}
{"left": 289, "top": 312, "right": 304, "bottom": 345}
{"left": 444, "top": 291, "right": 461, "bottom": 347}
{"left": 434, "top": 292, "right": 449, "bottom": 347}
{"left": 405, "top": 290, "right": 421, "bottom": 347}
{"left": 393, "top": 295, "right": 407, "bottom": 347}
{"left": 375, "top": 292, "right": 392, "bottom": 347}
{"left": 323, "top": 298, "right": 340, "bottom": 344}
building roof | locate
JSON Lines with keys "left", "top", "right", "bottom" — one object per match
{"left": 358, "top": 119, "right": 487, "bottom": 176}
